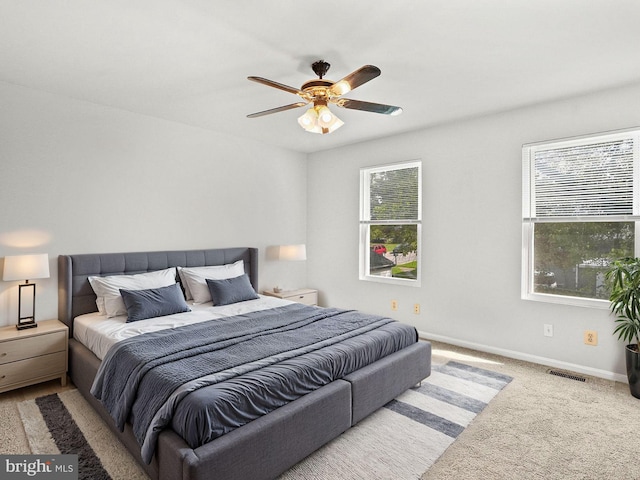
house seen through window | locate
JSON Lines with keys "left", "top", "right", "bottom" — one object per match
{"left": 522, "top": 128, "right": 640, "bottom": 306}
{"left": 360, "top": 160, "right": 421, "bottom": 286}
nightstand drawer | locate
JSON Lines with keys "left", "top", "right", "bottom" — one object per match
{"left": 291, "top": 291, "right": 318, "bottom": 305}
{"left": 0, "top": 351, "right": 66, "bottom": 389}
{"left": 0, "top": 330, "right": 67, "bottom": 366}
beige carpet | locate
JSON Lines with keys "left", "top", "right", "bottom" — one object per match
{"left": 423, "top": 341, "right": 640, "bottom": 479}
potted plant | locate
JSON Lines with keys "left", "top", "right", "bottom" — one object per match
{"left": 606, "top": 257, "right": 640, "bottom": 398}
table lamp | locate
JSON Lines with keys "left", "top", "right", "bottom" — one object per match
{"left": 3, "top": 253, "right": 50, "bottom": 330}
{"left": 274, "top": 244, "right": 306, "bottom": 293}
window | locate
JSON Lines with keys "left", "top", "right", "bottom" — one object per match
{"left": 522, "top": 129, "right": 640, "bottom": 307}
{"left": 360, "top": 160, "right": 422, "bottom": 286}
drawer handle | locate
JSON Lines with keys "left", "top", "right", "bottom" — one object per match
{"left": 0, "top": 352, "right": 6, "bottom": 357}
{"left": 0, "top": 375, "right": 5, "bottom": 379}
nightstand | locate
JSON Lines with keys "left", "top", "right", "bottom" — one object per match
{"left": 263, "top": 288, "right": 318, "bottom": 306}
{"left": 0, "top": 319, "right": 68, "bottom": 394}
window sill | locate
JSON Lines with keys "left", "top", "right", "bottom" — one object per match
{"left": 360, "top": 275, "right": 421, "bottom": 287}
{"left": 522, "top": 292, "right": 610, "bottom": 309}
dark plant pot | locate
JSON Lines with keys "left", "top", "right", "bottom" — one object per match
{"left": 625, "top": 344, "right": 640, "bottom": 399}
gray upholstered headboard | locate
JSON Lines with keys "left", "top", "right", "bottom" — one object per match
{"left": 58, "top": 247, "right": 258, "bottom": 337}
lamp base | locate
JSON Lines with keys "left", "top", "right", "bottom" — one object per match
{"left": 17, "top": 319, "right": 37, "bottom": 330}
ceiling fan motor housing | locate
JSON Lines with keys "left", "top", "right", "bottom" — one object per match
{"left": 311, "top": 60, "right": 331, "bottom": 79}
{"left": 301, "top": 79, "right": 333, "bottom": 91}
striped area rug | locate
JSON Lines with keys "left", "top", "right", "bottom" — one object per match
{"left": 281, "top": 360, "right": 513, "bottom": 479}
{"left": 17, "top": 390, "right": 148, "bottom": 480}
{"left": 18, "top": 361, "right": 511, "bottom": 480}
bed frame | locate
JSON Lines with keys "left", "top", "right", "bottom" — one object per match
{"left": 58, "top": 247, "right": 431, "bottom": 480}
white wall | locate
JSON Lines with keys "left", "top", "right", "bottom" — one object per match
{"left": 5, "top": 77, "right": 639, "bottom": 381}
{"left": 307, "top": 82, "right": 640, "bottom": 381}
{"left": 0, "top": 82, "right": 308, "bottom": 326}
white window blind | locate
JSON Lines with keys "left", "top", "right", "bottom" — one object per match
{"left": 532, "top": 138, "right": 635, "bottom": 218}
{"left": 525, "top": 131, "right": 640, "bottom": 220}
{"left": 366, "top": 165, "right": 420, "bottom": 222}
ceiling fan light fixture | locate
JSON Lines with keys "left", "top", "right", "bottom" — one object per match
{"left": 325, "top": 116, "right": 344, "bottom": 134}
{"left": 297, "top": 107, "right": 318, "bottom": 131}
{"left": 297, "top": 105, "right": 343, "bottom": 134}
{"left": 316, "top": 105, "right": 338, "bottom": 128}
{"left": 331, "top": 80, "right": 351, "bottom": 96}
{"left": 317, "top": 105, "right": 343, "bottom": 134}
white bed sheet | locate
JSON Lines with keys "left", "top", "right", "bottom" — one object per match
{"left": 73, "top": 295, "right": 294, "bottom": 360}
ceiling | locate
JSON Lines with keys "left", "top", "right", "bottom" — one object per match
{"left": 1, "top": 1, "right": 640, "bottom": 154}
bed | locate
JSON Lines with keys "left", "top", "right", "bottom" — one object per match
{"left": 58, "top": 247, "right": 431, "bottom": 480}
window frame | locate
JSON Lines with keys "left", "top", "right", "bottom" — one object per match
{"left": 522, "top": 128, "right": 640, "bottom": 308}
{"left": 359, "top": 160, "right": 422, "bottom": 287}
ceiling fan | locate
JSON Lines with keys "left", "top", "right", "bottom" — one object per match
{"left": 247, "top": 60, "right": 402, "bottom": 135}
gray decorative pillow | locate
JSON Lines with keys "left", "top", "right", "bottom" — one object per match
{"left": 120, "top": 283, "right": 190, "bottom": 323}
{"left": 205, "top": 274, "right": 259, "bottom": 306}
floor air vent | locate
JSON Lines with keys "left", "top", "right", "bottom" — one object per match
{"left": 547, "top": 369, "right": 587, "bottom": 382}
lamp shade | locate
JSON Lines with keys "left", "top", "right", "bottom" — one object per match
{"left": 297, "top": 106, "right": 343, "bottom": 135}
{"left": 297, "top": 108, "right": 318, "bottom": 131}
{"left": 3, "top": 254, "right": 50, "bottom": 281}
{"left": 276, "top": 244, "right": 307, "bottom": 261}
{"left": 316, "top": 106, "right": 336, "bottom": 128}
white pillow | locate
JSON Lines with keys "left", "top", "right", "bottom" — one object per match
{"left": 178, "top": 260, "right": 245, "bottom": 304}
{"left": 177, "top": 261, "right": 245, "bottom": 301}
{"left": 88, "top": 268, "right": 177, "bottom": 317}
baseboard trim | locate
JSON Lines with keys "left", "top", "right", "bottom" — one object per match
{"left": 418, "top": 330, "right": 627, "bottom": 384}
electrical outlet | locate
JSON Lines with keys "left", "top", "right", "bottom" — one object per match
{"left": 544, "top": 324, "right": 553, "bottom": 337}
{"left": 413, "top": 303, "right": 420, "bottom": 314}
{"left": 584, "top": 330, "right": 598, "bottom": 346}
{"left": 391, "top": 300, "right": 398, "bottom": 311}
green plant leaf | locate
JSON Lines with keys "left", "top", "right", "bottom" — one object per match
{"left": 607, "top": 258, "right": 640, "bottom": 345}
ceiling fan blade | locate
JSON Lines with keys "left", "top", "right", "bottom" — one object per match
{"left": 336, "top": 98, "right": 402, "bottom": 115}
{"left": 247, "top": 102, "right": 308, "bottom": 118}
{"left": 329, "top": 65, "right": 381, "bottom": 96}
{"left": 248, "top": 76, "right": 306, "bottom": 96}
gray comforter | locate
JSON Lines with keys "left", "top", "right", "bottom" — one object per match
{"left": 91, "top": 303, "right": 417, "bottom": 464}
